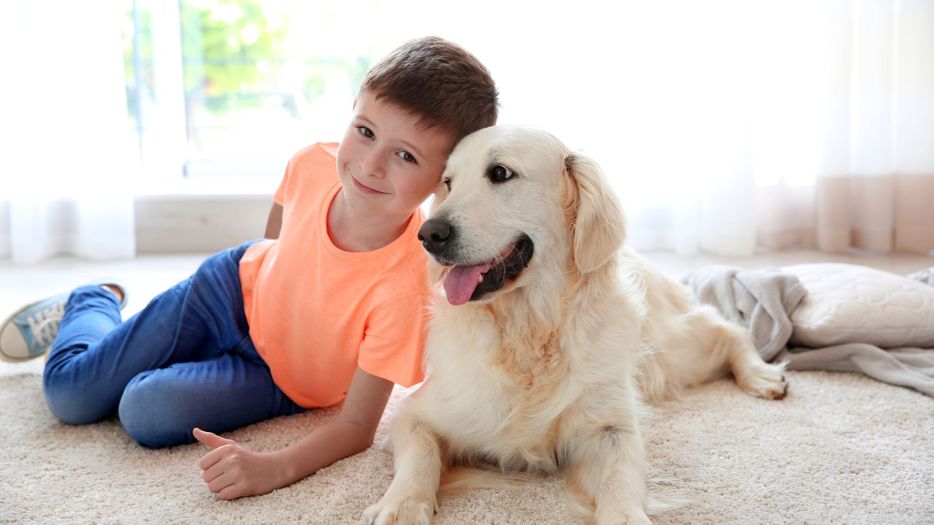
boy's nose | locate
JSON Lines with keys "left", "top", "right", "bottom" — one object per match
{"left": 361, "top": 152, "right": 385, "bottom": 178}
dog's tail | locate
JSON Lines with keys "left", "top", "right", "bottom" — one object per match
{"left": 647, "top": 496, "right": 688, "bottom": 516}
{"left": 439, "top": 465, "right": 544, "bottom": 494}
{"left": 441, "top": 466, "right": 687, "bottom": 520}
{"left": 563, "top": 477, "right": 688, "bottom": 521}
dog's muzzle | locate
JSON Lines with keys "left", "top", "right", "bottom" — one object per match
{"left": 418, "top": 218, "right": 534, "bottom": 304}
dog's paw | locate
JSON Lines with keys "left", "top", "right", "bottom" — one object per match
{"left": 595, "top": 505, "right": 652, "bottom": 525}
{"left": 735, "top": 362, "right": 788, "bottom": 400}
{"left": 363, "top": 496, "right": 433, "bottom": 525}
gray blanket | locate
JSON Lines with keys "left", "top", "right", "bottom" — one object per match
{"left": 684, "top": 265, "right": 934, "bottom": 398}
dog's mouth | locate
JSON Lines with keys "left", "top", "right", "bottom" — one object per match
{"left": 439, "top": 234, "right": 534, "bottom": 305}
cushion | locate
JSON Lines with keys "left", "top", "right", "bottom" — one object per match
{"left": 783, "top": 263, "right": 934, "bottom": 348}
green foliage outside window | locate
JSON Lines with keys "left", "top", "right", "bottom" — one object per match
{"left": 180, "top": 0, "right": 287, "bottom": 113}
{"left": 123, "top": 0, "right": 372, "bottom": 121}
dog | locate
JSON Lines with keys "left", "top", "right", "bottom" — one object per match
{"left": 363, "top": 126, "right": 787, "bottom": 524}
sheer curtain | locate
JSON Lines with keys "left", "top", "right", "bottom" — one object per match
{"left": 1, "top": 1, "right": 928, "bottom": 263}
{"left": 755, "top": 0, "right": 934, "bottom": 254}
{"left": 0, "top": 1, "right": 135, "bottom": 264}
{"left": 451, "top": 0, "right": 934, "bottom": 256}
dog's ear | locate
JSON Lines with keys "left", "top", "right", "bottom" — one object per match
{"left": 563, "top": 153, "right": 626, "bottom": 274}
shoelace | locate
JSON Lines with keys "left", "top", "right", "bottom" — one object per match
{"left": 25, "top": 301, "right": 65, "bottom": 349}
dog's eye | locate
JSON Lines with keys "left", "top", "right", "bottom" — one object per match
{"left": 443, "top": 177, "right": 451, "bottom": 191}
{"left": 488, "top": 164, "right": 515, "bottom": 183}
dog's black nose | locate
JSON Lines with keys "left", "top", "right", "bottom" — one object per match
{"left": 418, "top": 219, "right": 454, "bottom": 254}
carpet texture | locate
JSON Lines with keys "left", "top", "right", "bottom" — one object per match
{"left": 1, "top": 370, "right": 931, "bottom": 524}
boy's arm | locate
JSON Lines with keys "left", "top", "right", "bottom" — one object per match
{"left": 264, "top": 203, "right": 283, "bottom": 239}
{"left": 194, "top": 366, "right": 393, "bottom": 500}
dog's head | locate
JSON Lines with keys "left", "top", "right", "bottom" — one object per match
{"left": 418, "top": 125, "right": 625, "bottom": 305}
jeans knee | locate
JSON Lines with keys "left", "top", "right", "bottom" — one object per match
{"left": 43, "top": 370, "right": 113, "bottom": 425}
{"left": 119, "top": 372, "right": 195, "bottom": 448}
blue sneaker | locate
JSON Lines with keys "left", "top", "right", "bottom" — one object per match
{"left": 0, "top": 280, "right": 127, "bottom": 362}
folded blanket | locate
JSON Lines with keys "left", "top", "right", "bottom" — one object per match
{"left": 684, "top": 265, "right": 934, "bottom": 397}
{"left": 684, "top": 265, "right": 806, "bottom": 362}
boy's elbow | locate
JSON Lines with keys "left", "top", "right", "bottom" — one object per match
{"left": 359, "top": 425, "right": 378, "bottom": 450}
{"left": 343, "top": 420, "right": 377, "bottom": 452}
{"left": 356, "top": 434, "right": 376, "bottom": 453}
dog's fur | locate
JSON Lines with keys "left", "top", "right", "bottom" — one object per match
{"left": 364, "top": 126, "right": 787, "bottom": 524}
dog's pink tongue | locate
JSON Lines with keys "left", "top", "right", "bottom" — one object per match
{"left": 443, "top": 264, "right": 488, "bottom": 305}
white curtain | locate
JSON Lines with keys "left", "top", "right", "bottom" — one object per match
{"left": 441, "top": 0, "right": 934, "bottom": 256}
{"left": 753, "top": 0, "right": 934, "bottom": 254}
{"left": 2, "top": 0, "right": 929, "bottom": 262}
{"left": 0, "top": 1, "right": 135, "bottom": 264}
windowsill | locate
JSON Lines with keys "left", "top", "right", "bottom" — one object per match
{"left": 131, "top": 175, "right": 275, "bottom": 253}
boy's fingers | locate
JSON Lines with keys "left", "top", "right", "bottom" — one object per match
{"left": 197, "top": 446, "right": 228, "bottom": 471}
{"left": 217, "top": 482, "right": 243, "bottom": 501}
{"left": 206, "top": 469, "right": 235, "bottom": 494}
{"left": 193, "top": 427, "right": 235, "bottom": 448}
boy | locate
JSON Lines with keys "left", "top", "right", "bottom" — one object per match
{"left": 0, "top": 36, "right": 498, "bottom": 500}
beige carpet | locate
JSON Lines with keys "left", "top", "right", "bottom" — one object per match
{"left": 1, "top": 369, "right": 931, "bottom": 524}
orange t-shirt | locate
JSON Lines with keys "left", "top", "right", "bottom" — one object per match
{"left": 239, "top": 143, "right": 430, "bottom": 408}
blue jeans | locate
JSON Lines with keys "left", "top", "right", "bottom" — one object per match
{"left": 43, "top": 241, "right": 304, "bottom": 448}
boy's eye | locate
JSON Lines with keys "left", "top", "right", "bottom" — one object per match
{"left": 357, "top": 126, "right": 374, "bottom": 139}
{"left": 398, "top": 151, "right": 417, "bottom": 164}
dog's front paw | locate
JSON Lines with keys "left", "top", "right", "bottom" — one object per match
{"left": 363, "top": 496, "right": 433, "bottom": 525}
{"left": 595, "top": 504, "right": 652, "bottom": 525}
{"left": 736, "top": 362, "right": 788, "bottom": 400}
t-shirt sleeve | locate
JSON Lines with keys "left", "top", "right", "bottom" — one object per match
{"left": 273, "top": 156, "right": 295, "bottom": 206}
{"left": 357, "top": 293, "right": 430, "bottom": 387}
{"left": 273, "top": 143, "right": 335, "bottom": 207}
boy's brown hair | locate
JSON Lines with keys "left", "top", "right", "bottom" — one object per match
{"left": 360, "top": 36, "right": 498, "bottom": 143}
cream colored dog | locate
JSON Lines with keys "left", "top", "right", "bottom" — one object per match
{"left": 364, "top": 126, "right": 787, "bottom": 524}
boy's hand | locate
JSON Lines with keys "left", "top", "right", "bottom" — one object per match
{"left": 193, "top": 428, "right": 288, "bottom": 500}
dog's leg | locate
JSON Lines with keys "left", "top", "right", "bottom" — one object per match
{"left": 669, "top": 307, "right": 788, "bottom": 400}
{"left": 721, "top": 322, "right": 788, "bottom": 399}
{"left": 363, "top": 410, "right": 443, "bottom": 525}
{"left": 566, "top": 403, "right": 651, "bottom": 524}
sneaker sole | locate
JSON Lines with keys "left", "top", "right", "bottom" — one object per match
{"left": 0, "top": 281, "right": 127, "bottom": 362}
{"left": 0, "top": 302, "right": 51, "bottom": 362}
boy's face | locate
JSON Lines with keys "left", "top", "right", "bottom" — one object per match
{"left": 336, "top": 90, "right": 454, "bottom": 221}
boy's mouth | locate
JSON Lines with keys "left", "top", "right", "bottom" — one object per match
{"left": 351, "top": 176, "right": 389, "bottom": 195}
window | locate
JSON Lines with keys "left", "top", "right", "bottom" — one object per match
{"left": 123, "top": 0, "right": 374, "bottom": 180}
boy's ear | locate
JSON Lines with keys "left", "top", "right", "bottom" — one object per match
{"left": 562, "top": 153, "right": 626, "bottom": 274}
